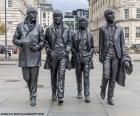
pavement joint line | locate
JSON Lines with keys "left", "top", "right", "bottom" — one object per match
{"left": 0, "top": 98, "right": 9, "bottom": 106}
{"left": 95, "top": 90, "right": 110, "bottom": 116}
{"left": 125, "top": 86, "right": 140, "bottom": 97}
{"left": 47, "top": 100, "right": 54, "bottom": 116}
{"left": 0, "top": 83, "right": 24, "bottom": 107}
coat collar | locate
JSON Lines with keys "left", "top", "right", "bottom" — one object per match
{"left": 105, "top": 22, "right": 118, "bottom": 29}
{"left": 23, "top": 20, "right": 36, "bottom": 33}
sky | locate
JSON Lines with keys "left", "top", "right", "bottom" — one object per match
{"left": 48, "top": 0, "right": 88, "bottom": 12}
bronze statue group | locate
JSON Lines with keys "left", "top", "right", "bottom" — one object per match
{"left": 13, "top": 7, "right": 133, "bottom": 106}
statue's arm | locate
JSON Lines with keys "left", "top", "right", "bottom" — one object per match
{"left": 44, "top": 28, "right": 51, "bottom": 53}
{"left": 38, "top": 26, "right": 44, "bottom": 50}
{"left": 99, "top": 28, "right": 103, "bottom": 62}
{"left": 12, "top": 25, "right": 22, "bottom": 47}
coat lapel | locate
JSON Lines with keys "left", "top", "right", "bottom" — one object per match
{"left": 114, "top": 25, "right": 118, "bottom": 40}
{"left": 23, "top": 24, "right": 29, "bottom": 32}
{"left": 50, "top": 25, "right": 57, "bottom": 49}
{"left": 23, "top": 23, "right": 36, "bottom": 37}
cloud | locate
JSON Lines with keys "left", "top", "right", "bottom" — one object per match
{"left": 48, "top": 0, "right": 88, "bottom": 12}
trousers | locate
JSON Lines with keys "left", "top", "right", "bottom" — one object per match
{"left": 22, "top": 66, "right": 39, "bottom": 98}
{"left": 75, "top": 56, "right": 91, "bottom": 97}
{"left": 50, "top": 57, "right": 67, "bottom": 98}
{"left": 101, "top": 55, "right": 119, "bottom": 97}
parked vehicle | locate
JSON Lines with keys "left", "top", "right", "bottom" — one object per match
{"left": 0, "top": 45, "right": 5, "bottom": 54}
{"left": 7, "top": 45, "right": 18, "bottom": 54}
{"left": 130, "top": 44, "right": 140, "bottom": 53}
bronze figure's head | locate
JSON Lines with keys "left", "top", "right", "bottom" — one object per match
{"left": 78, "top": 16, "right": 88, "bottom": 30}
{"left": 53, "top": 9, "right": 63, "bottom": 25}
{"left": 26, "top": 7, "right": 37, "bottom": 22}
{"left": 104, "top": 8, "right": 115, "bottom": 24}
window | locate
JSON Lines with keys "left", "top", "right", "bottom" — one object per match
{"left": 8, "top": 0, "right": 12, "bottom": 7}
{"left": 124, "top": 27, "right": 129, "bottom": 38}
{"left": 43, "top": 13, "right": 46, "bottom": 18}
{"left": 136, "top": 8, "right": 140, "bottom": 18}
{"left": 136, "top": 27, "right": 140, "bottom": 37}
{"left": 124, "top": 9, "right": 129, "bottom": 19}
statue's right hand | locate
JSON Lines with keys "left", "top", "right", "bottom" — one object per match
{"left": 20, "top": 39, "right": 30, "bottom": 47}
{"left": 50, "top": 50, "right": 55, "bottom": 58}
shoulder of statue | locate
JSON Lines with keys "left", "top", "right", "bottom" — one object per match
{"left": 101, "top": 24, "right": 108, "bottom": 29}
{"left": 16, "top": 22, "right": 24, "bottom": 29}
{"left": 115, "top": 24, "right": 122, "bottom": 29}
{"left": 63, "top": 24, "right": 69, "bottom": 29}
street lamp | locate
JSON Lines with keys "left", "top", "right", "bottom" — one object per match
{"left": 5, "top": 0, "right": 7, "bottom": 59}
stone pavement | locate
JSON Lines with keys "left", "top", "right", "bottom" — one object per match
{"left": 0, "top": 53, "right": 140, "bottom": 61}
{"left": 0, "top": 62, "right": 140, "bottom": 116}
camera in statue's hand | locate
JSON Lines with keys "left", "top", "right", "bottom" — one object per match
{"left": 30, "top": 39, "right": 40, "bottom": 52}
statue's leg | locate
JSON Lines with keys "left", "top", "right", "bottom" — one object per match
{"left": 22, "top": 67, "right": 31, "bottom": 96}
{"left": 100, "top": 57, "right": 111, "bottom": 99}
{"left": 50, "top": 61, "right": 58, "bottom": 101}
{"left": 57, "top": 58, "right": 67, "bottom": 104}
{"left": 75, "top": 61, "right": 82, "bottom": 99}
{"left": 108, "top": 57, "right": 119, "bottom": 98}
{"left": 83, "top": 58, "right": 90, "bottom": 102}
{"left": 30, "top": 66, "right": 39, "bottom": 106}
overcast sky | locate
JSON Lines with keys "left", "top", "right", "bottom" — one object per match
{"left": 48, "top": 0, "right": 88, "bottom": 12}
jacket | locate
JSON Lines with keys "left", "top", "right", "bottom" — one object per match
{"left": 99, "top": 23, "right": 127, "bottom": 63}
{"left": 68, "top": 29, "right": 94, "bottom": 69}
{"left": 116, "top": 55, "right": 133, "bottom": 87}
{"left": 44, "top": 24, "right": 72, "bottom": 69}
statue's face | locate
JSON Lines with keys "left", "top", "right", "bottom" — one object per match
{"left": 53, "top": 13, "right": 63, "bottom": 25}
{"left": 79, "top": 19, "right": 88, "bottom": 29}
{"left": 27, "top": 10, "right": 37, "bottom": 21}
{"left": 105, "top": 10, "right": 115, "bottom": 23}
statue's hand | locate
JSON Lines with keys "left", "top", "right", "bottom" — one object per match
{"left": 89, "top": 50, "right": 94, "bottom": 57}
{"left": 50, "top": 50, "right": 55, "bottom": 58}
{"left": 124, "top": 61, "right": 130, "bottom": 68}
{"left": 20, "top": 39, "right": 30, "bottom": 47}
{"left": 66, "top": 50, "right": 70, "bottom": 56}
{"left": 30, "top": 45, "right": 40, "bottom": 52}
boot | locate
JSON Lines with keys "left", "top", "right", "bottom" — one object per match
{"left": 77, "top": 92, "right": 82, "bottom": 99}
{"left": 30, "top": 97, "right": 36, "bottom": 106}
{"left": 85, "top": 96, "right": 90, "bottom": 103}
{"left": 58, "top": 98, "right": 63, "bottom": 105}
{"left": 107, "top": 97, "right": 114, "bottom": 105}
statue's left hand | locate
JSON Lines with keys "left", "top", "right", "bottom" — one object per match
{"left": 30, "top": 45, "right": 40, "bottom": 52}
{"left": 124, "top": 61, "right": 130, "bottom": 68}
{"left": 89, "top": 50, "right": 94, "bottom": 57}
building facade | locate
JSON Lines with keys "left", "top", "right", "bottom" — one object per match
{"left": 0, "top": 0, "right": 39, "bottom": 45}
{"left": 38, "top": 1, "right": 53, "bottom": 29}
{"left": 64, "top": 9, "right": 89, "bottom": 30}
{"left": 64, "top": 11, "right": 75, "bottom": 30}
{"left": 88, "top": 0, "right": 140, "bottom": 48}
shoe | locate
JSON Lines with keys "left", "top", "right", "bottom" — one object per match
{"left": 77, "top": 93, "right": 82, "bottom": 99}
{"left": 100, "top": 90, "right": 105, "bottom": 100}
{"left": 58, "top": 98, "right": 63, "bottom": 105}
{"left": 107, "top": 97, "right": 114, "bottom": 105}
{"left": 52, "top": 95, "right": 57, "bottom": 101}
{"left": 30, "top": 97, "right": 36, "bottom": 106}
{"left": 85, "top": 96, "right": 90, "bottom": 103}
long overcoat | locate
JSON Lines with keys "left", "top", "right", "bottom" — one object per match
{"left": 13, "top": 21, "right": 44, "bottom": 67}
